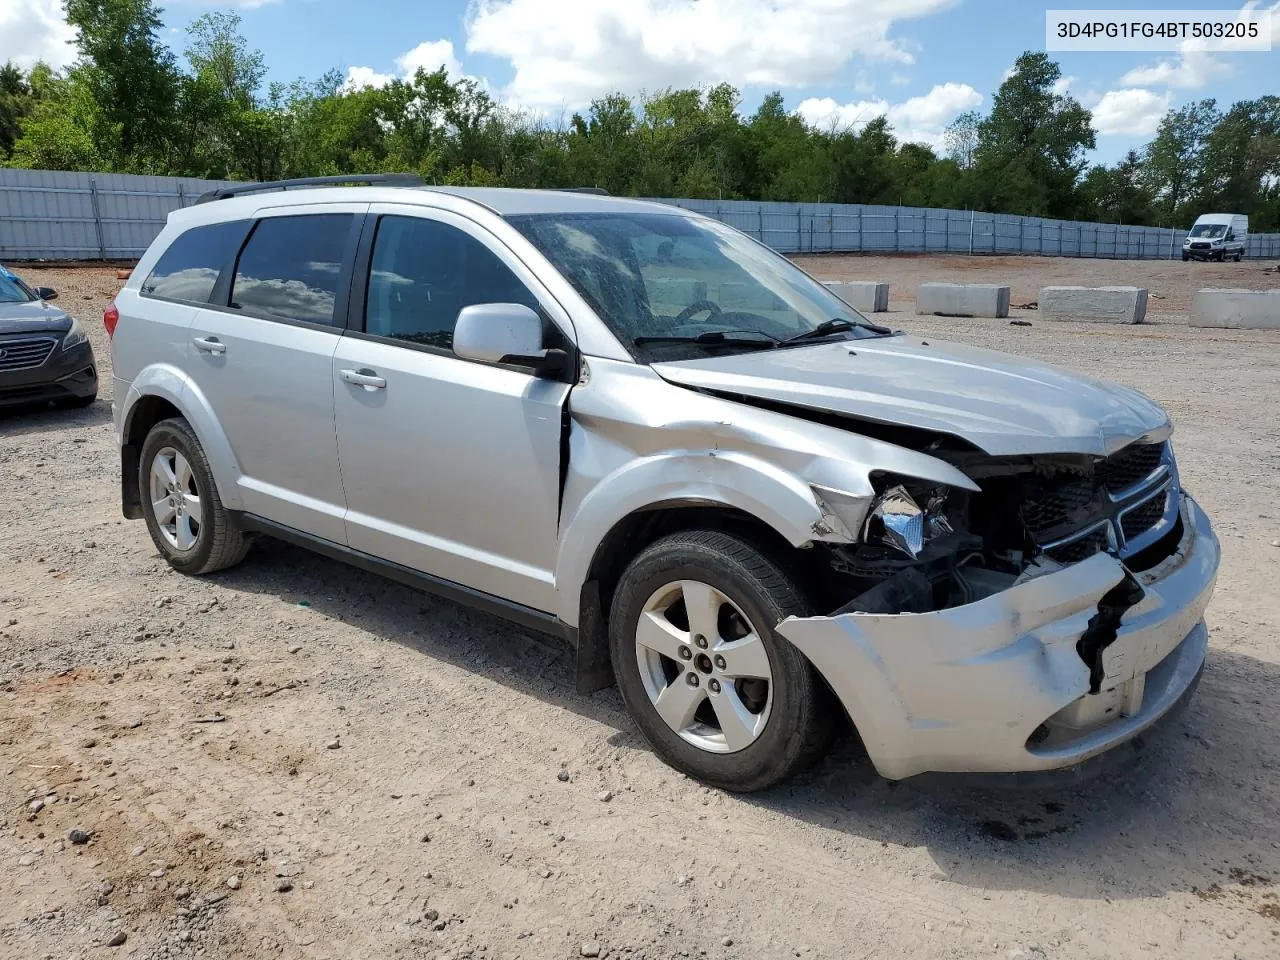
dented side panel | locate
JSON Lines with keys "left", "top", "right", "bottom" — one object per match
{"left": 552, "top": 358, "right": 979, "bottom": 626}
{"left": 777, "top": 495, "right": 1219, "bottom": 780}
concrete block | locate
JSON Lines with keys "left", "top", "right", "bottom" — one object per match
{"left": 916, "top": 282, "right": 1010, "bottom": 318}
{"left": 1189, "top": 288, "right": 1280, "bottom": 329}
{"left": 822, "top": 280, "right": 889, "bottom": 313}
{"left": 648, "top": 277, "right": 707, "bottom": 307}
{"left": 1039, "top": 286, "right": 1148, "bottom": 324}
{"left": 716, "top": 281, "right": 785, "bottom": 311}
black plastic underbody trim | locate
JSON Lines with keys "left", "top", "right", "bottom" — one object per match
{"left": 235, "top": 513, "right": 576, "bottom": 645}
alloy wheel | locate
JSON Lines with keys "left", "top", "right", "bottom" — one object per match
{"left": 634, "top": 580, "right": 774, "bottom": 753}
{"left": 148, "top": 446, "right": 202, "bottom": 551}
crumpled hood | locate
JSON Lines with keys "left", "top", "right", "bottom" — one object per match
{"left": 651, "top": 335, "right": 1170, "bottom": 457}
{"left": 0, "top": 300, "right": 72, "bottom": 335}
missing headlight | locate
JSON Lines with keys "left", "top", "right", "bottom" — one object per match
{"left": 864, "top": 484, "right": 954, "bottom": 559}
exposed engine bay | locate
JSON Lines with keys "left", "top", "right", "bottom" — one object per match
{"left": 812, "top": 439, "right": 1181, "bottom": 621}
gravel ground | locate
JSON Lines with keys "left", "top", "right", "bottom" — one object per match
{"left": 2, "top": 258, "right": 1279, "bottom": 960}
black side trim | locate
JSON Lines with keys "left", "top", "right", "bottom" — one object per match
{"left": 235, "top": 513, "right": 576, "bottom": 644}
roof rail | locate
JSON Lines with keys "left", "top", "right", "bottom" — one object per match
{"left": 194, "top": 173, "right": 426, "bottom": 205}
{"left": 555, "top": 186, "right": 610, "bottom": 196}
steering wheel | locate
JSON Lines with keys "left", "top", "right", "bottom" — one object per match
{"left": 674, "top": 300, "right": 723, "bottom": 324}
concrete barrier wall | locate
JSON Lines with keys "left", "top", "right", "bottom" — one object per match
{"left": 916, "top": 282, "right": 1010, "bottom": 318}
{"left": 1189, "top": 289, "right": 1280, "bottom": 329}
{"left": 822, "top": 280, "right": 889, "bottom": 312}
{"left": 1039, "top": 286, "right": 1148, "bottom": 324}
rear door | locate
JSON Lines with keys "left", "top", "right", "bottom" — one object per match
{"left": 332, "top": 205, "right": 574, "bottom": 612}
{"left": 185, "top": 204, "right": 366, "bottom": 543}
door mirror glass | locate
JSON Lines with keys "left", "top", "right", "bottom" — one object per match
{"left": 454, "top": 302, "right": 546, "bottom": 364}
{"left": 34, "top": 286, "right": 58, "bottom": 301}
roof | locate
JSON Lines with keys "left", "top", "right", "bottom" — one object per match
{"left": 174, "top": 182, "right": 688, "bottom": 227}
{"left": 422, "top": 186, "right": 682, "bottom": 217}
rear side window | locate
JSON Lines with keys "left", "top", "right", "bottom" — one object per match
{"left": 231, "top": 214, "right": 354, "bottom": 326}
{"left": 141, "top": 221, "right": 249, "bottom": 304}
{"left": 365, "top": 215, "right": 538, "bottom": 348}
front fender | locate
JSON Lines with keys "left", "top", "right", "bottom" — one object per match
{"left": 554, "top": 447, "right": 842, "bottom": 626}
{"left": 122, "top": 364, "right": 243, "bottom": 510}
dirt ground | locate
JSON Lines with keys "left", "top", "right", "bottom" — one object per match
{"left": 3, "top": 257, "right": 1280, "bottom": 960}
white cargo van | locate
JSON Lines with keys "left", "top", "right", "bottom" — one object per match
{"left": 1183, "top": 213, "right": 1248, "bottom": 262}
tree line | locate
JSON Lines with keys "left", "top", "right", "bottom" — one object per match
{"left": 2, "top": 0, "right": 1278, "bottom": 230}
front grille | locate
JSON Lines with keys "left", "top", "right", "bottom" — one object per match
{"left": 1021, "top": 441, "right": 1173, "bottom": 562}
{"left": 1098, "top": 442, "right": 1165, "bottom": 492}
{"left": 0, "top": 336, "right": 57, "bottom": 371}
{"left": 1121, "top": 491, "right": 1168, "bottom": 540}
{"left": 1191, "top": 241, "right": 1210, "bottom": 249}
{"left": 1020, "top": 477, "right": 1096, "bottom": 538}
{"left": 1045, "top": 526, "right": 1109, "bottom": 564}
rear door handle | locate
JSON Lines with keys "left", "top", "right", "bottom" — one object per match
{"left": 193, "top": 336, "right": 226, "bottom": 355}
{"left": 340, "top": 368, "right": 387, "bottom": 390}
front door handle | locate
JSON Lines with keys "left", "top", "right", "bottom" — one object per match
{"left": 193, "top": 336, "right": 226, "bottom": 355}
{"left": 340, "top": 368, "right": 387, "bottom": 390}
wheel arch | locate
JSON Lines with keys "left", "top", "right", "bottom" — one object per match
{"left": 558, "top": 451, "right": 847, "bottom": 694}
{"left": 118, "top": 366, "right": 242, "bottom": 518}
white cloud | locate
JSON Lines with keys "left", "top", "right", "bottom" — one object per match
{"left": 0, "top": 0, "right": 76, "bottom": 70}
{"left": 1091, "top": 88, "right": 1171, "bottom": 136}
{"left": 1116, "top": 0, "right": 1278, "bottom": 90}
{"left": 1051, "top": 75, "right": 1075, "bottom": 96}
{"left": 1118, "top": 48, "right": 1231, "bottom": 89}
{"left": 344, "top": 39, "right": 463, "bottom": 91}
{"left": 398, "top": 40, "right": 463, "bottom": 80}
{"left": 796, "top": 82, "right": 982, "bottom": 148}
{"left": 465, "top": 0, "right": 959, "bottom": 110}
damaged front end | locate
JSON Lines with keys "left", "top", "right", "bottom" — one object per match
{"left": 780, "top": 439, "right": 1218, "bottom": 781}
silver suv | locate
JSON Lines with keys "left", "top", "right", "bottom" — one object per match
{"left": 111, "top": 176, "right": 1219, "bottom": 791}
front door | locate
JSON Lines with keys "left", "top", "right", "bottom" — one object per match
{"left": 186, "top": 205, "right": 365, "bottom": 543}
{"left": 333, "top": 207, "right": 573, "bottom": 612}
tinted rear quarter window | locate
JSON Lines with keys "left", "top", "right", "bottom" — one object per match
{"left": 141, "top": 221, "right": 250, "bottom": 304}
{"left": 231, "top": 214, "right": 354, "bottom": 326}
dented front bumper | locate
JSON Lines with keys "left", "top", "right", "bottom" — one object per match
{"left": 778, "top": 494, "right": 1219, "bottom": 780}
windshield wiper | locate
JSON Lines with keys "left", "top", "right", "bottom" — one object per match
{"left": 783, "top": 317, "right": 892, "bottom": 343}
{"left": 634, "top": 329, "right": 780, "bottom": 349}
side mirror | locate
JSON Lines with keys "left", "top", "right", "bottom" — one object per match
{"left": 34, "top": 286, "right": 58, "bottom": 301}
{"left": 453, "top": 303, "right": 569, "bottom": 377}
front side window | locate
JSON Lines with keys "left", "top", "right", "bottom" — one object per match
{"left": 231, "top": 214, "right": 354, "bottom": 325}
{"left": 365, "top": 215, "right": 539, "bottom": 349}
{"left": 141, "top": 221, "right": 249, "bottom": 304}
{"left": 508, "top": 212, "right": 888, "bottom": 362}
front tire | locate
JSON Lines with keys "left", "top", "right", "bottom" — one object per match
{"left": 608, "top": 530, "right": 832, "bottom": 791}
{"left": 139, "top": 417, "right": 250, "bottom": 575}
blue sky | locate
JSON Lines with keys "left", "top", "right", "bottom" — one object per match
{"left": 9, "top": 0, "right": 1280, "bottom": 163}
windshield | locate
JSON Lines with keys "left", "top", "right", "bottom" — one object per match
{"left": 508, "top": 212, "right": 890, "bottom": 361}
{"left": 0, "top": 267, "right": 35, "bottom": 304}
{"left": 1189, "top": 224, "right": 1228, "bottom": 238}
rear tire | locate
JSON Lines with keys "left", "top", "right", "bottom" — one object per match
{"left": 139, "top": 417, "right": 250, "bottom": 575}
{"left": 608, "top": 529, "right": 833, "bottom": 792}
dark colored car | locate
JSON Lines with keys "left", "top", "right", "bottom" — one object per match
{"left": 0, "top": 264, "right": 98, "bottom": 409}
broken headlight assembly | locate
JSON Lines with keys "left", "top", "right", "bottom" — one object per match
{"left": 863, "top": 483, "right": 954, "bottom": 559}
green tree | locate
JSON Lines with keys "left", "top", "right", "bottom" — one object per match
{"left": 64, "top": 0, "right": 180, "bottom": 166}
{"left": 973, "top": 51, "right": 1095, "bottom": 218}
{"left": 1141, "top": 99, "right": 1219, "bottom": 224}
{"left": 0, "top": 62, "right": 33, "bottom": 158}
